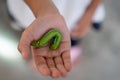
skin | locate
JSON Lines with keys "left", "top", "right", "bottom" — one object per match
{"left": 31, "top": 29, "right": 62, "bottom": 50}
{"left": 18, "top": 14, "right": 71, "bottom": 78}
{"left": 71, "top": 0, "right": 102, "bottom": 38}
{"left": 18, "top": 0, "right": 102, "bottom": 78}
{"left": 18, "top": 0, "right": 72, "bottom": 78}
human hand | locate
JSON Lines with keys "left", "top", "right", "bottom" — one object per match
{"left": 71, "top": 15, "right": 92, "bottom": 38}
{"left": 18, "top": 14, "right": 71, "bottom": 78}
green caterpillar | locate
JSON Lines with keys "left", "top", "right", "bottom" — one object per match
{"left": 31, "top": 29, "right": 62, "bottom": 50}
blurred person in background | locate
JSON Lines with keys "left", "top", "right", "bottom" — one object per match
{"left": 7, "top": 0, "right": 105, "bottom": 78}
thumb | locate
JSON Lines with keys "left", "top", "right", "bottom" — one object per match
{"left": 18, "top": 30, "right": 32, "bottom": 60}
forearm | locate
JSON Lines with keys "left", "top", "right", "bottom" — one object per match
{"left": 24, "top": 0, "right": 59, "bottom": 18}
{"left": 86, "top": 0, "right": 102, "bottom": 18}
{"left": 78, "top": 0, "right": 102, "bottom": 23}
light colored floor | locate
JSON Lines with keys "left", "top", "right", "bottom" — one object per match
{"left": 0, "top": 0, "right": 120, "bottom": 80}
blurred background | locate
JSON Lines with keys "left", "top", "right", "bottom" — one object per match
{"left": 0, "top": 0, "right": 120, "bottom": 80}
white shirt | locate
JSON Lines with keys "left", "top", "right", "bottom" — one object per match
{"left": 7, "top": 0, "right": 105, "bottom": 31}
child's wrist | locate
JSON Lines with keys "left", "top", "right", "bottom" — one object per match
{"left": 36, "top": 11, "right": 60, "bottom": 19}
